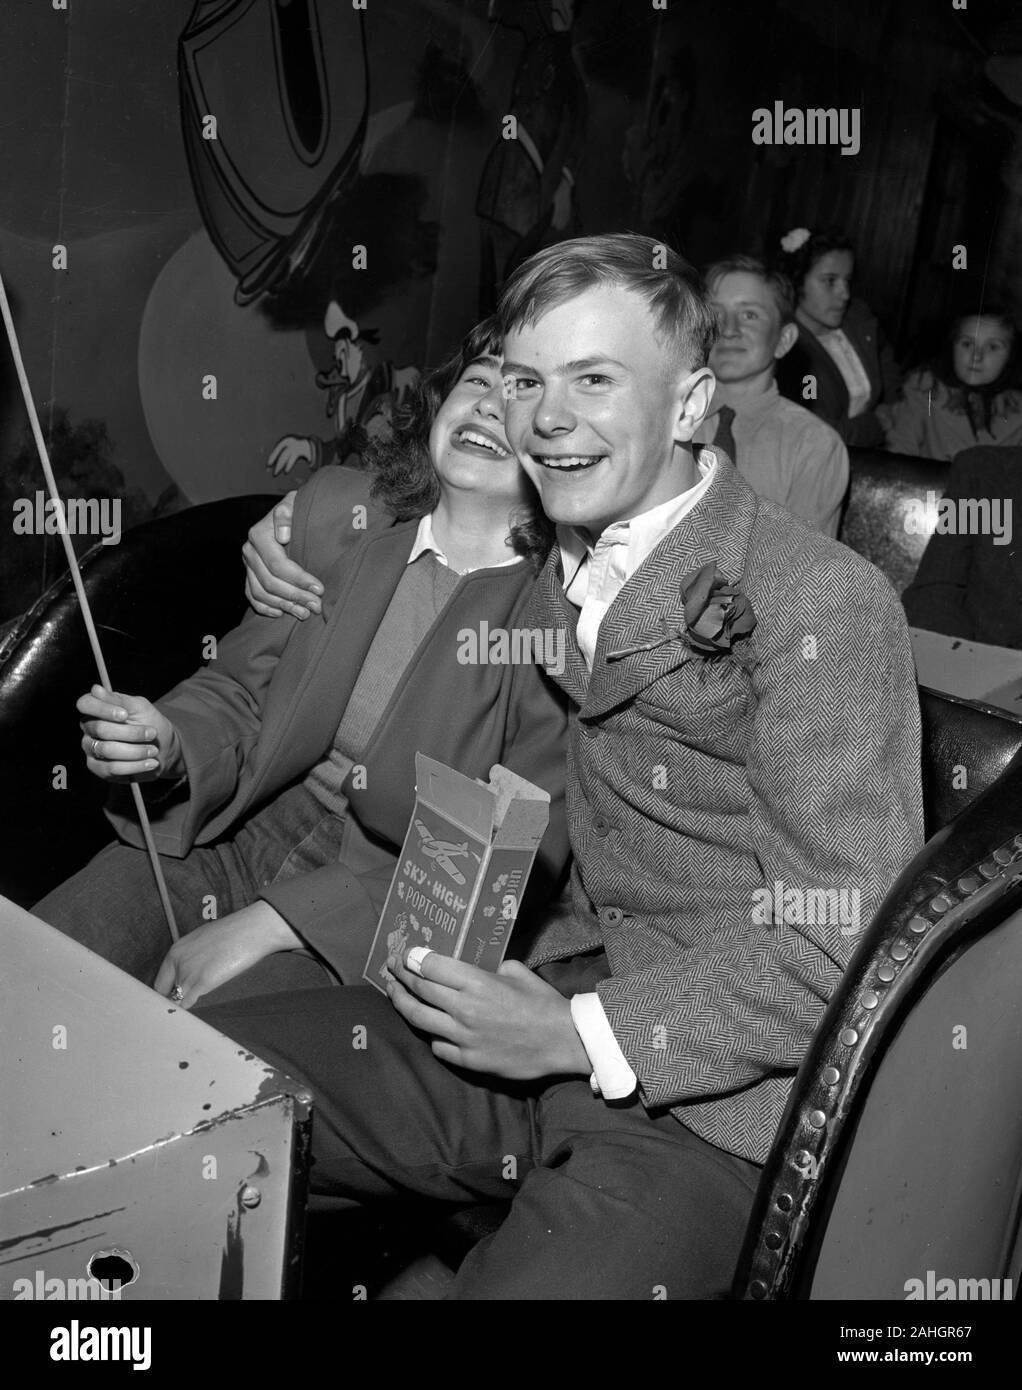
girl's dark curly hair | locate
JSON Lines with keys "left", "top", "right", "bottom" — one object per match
{"left": 366, "top": 315, "right": 554, "bottom": 571}
{"left": 775, "top": 227, "right": 855, "bottom": 299}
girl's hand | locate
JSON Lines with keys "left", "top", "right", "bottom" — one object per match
{"left": 153, "top": 902, "right": 303, "bottom": 1010}
{"left": 77, "top": 686, "right": 183, "bottom": 782}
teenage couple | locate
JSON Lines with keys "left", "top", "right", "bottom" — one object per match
{"left": 37, "top": 234, "right": 924, "bottom": 1299}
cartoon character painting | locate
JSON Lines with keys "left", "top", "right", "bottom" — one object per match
{"left": 267, "top": 299, "right": 420, "bottom": 474}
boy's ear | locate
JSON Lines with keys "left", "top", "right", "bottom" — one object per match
{"left": 774, "top": 322, "right": 799, "bottom": 361}
{"left": 674, "top": 367, "right": 715, "bottom": 443}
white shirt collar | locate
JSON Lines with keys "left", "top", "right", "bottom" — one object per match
{"left": 407, "top": 512, "right": 522, "bottom": 572}
{"left": 557, "top": 449, "right": 718, "bottom": 591}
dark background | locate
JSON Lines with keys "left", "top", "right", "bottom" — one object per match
{"left": 2, "top": 0, "right": 1021, "bottom": 619}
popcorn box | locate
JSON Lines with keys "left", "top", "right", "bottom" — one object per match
{"left": 364, "top": 754, "right": 551, "bottom": 994}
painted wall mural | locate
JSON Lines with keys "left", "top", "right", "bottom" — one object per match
{"left": 2, "top": 0, "right": 1020, "bottom": 621}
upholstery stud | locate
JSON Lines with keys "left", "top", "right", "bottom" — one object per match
{"left": 839, "top": 1027, "right": 858, "bottom": 1046}
{"left": 765, "top": 1231, "right": 782, "bottom": 1250}
{"left": 929, "top": 893, "right": 954, "bottom": 914}
{"left": 890, "top": 941, "right": 909, "bottom": 960}
{"left": 750, "top": 1281, "right": 767, "bottom": 1299}
{"left": 808, "top": 1109, "right": 826, "bottom": 1129}
{"left": 776, "top": 1193, "right": 793, "bottom": 1212}
{"left": 877, "top": 961, "right": 896, "bottom": 982}
{"left": 860, "top": 990, "right": 879, "bottom": 1009}
{"left": 821, "top": 1066, "right": 840, "bottom": 1085}
{"left": 993, "top": 845, "right": 1014, "bottom": 866}
{"left": 908, "top": 915, "right": 930, "bottom": 933}
{"left": 979, "top": 860, "right": 999, "bottom": 879}
{"left": 956, "top": 874, "right": 981, "bottom": 894}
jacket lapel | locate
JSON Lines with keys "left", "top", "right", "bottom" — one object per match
{"left": 523, "top": 548, "right": 591, "bottom": 706}
{"left": 582, "top": 454, "right": 758, "bottom": 720}
{"left": 843, "top": 304, "right": 880, "bottom": 390}
{"left": 800, "top": 323, "right": 846, "bottom": 407}
{"left": 252, "top": 521, "right": 418, "bottom": 790}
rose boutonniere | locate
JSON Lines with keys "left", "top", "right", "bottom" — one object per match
{"left": 679, "top": 561, "right": 756, "bottom": 656}
{"left": 607, "top": 561, "right": 758, "bottom": 677}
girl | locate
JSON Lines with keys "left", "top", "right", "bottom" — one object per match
{"left": 774, "top": 226, "right": 900, "bottom": 447}
{"left": 885, "top": 309, "right": 1022, "bottom": 460}
{"left": 34, "top": 318, "right": 569, "bottom": 1007}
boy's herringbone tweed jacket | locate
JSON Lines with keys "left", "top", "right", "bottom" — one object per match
{"left": 521, "top": 448, "right": 925, "bottom": 1165}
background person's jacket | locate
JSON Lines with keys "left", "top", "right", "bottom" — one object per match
{"left": 777, "top": 298, "right": 900, "bottom": 448}
{"left": 901, "top": 445, "right": 1022, "bottom": 649}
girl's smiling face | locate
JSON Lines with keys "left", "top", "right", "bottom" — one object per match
{"left": 429, "top": 355, "right": 528, "bottom": 505}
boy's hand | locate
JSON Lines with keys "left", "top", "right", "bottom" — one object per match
{"left": 386, "top": 950, "right": 591, "bottom": 1080}
{"left": 77, "top": 685, "right": 183, "bottom": 782}
{"left": 242, "top": 490, "right": 324, "bottom": 619}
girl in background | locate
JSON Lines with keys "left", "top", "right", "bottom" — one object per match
{"left": 884, "top": 308, "right": 1022, "bottom": 460}
{"left": 775, "top": 226, "right": 900, "bottom": 448}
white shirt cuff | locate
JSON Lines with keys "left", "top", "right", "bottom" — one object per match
{"left": 570, "top": 992, "right": 638, "bottom": 1101}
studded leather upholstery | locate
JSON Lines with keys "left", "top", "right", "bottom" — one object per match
{"left": 839, "top": 448, "right": 950, "bottom": 595}
{"left": 734, "top": 746, "right": 1022, "bottom": 1299}
{"left": 0, "top": 496, "right": 274, "bottom": 908}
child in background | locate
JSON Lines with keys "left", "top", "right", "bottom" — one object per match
{"left": 774, "top": 226, "right": 900, "bottom": 447}
{"left": 885, "top": 309, "right": 1022, "bottom": 460}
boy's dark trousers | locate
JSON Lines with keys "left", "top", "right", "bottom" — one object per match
{"left": 196, "top": 951, "right": 761, "bottom": 1301}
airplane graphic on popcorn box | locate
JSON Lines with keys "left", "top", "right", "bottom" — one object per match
{"left": 364, "top": 755, "right": 551, "bottom": 993}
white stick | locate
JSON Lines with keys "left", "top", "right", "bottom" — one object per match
{"left": 0, "top": 270, "right": 180, "bottom": 943}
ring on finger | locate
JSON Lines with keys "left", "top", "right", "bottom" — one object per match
{"left": 91, "top": 737, "right": 101, "bottom": 758}
{"left": 170, "top": 984, "right": 184, "bottom": 1002}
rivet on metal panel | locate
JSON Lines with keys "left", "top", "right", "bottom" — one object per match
{"left": 240, "top": 1186, "right": 262, "bottom": 1209}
